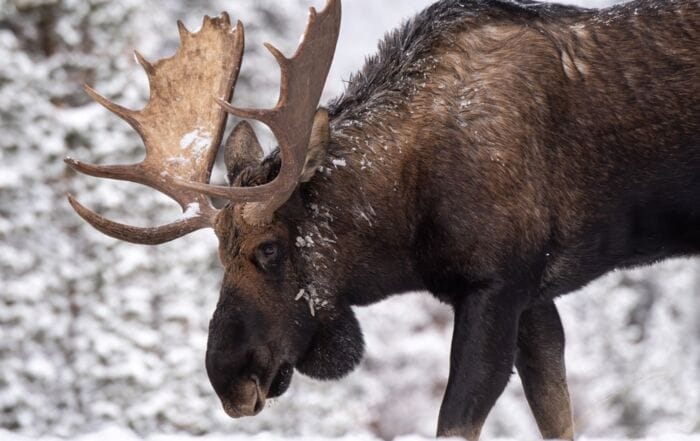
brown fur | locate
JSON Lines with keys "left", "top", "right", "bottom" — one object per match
{"left": 206, "top": 0, "right": 699, "bottom": 438}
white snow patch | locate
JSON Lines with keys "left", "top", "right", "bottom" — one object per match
{"left": 181, "top": 202, "right": 200, "bottom": 219}
{"left": 332, "top": 158, "right": 347, "bottom": 168}
{"left": 296, "top": 235, "right": 315, "bottom": 248}
{"left": 165, "top": 155, "right": 187, "bottom": 165}
{"left": 179, "top": 128, "right": 212, "bottom": 163}
{"left": 0, "top": 167, "right": 21, "bottom": 187}
{"left": 294, "top": 287, "right": 319, "bottom": 316}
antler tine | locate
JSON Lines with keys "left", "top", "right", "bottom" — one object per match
{"left": 215, "top": 98, "right": 272, "bottom": 126}
{"left": 133, "top": 50, "right": 155, "bottom": 75}
{"left": 65, "top": 157, "right": 144, "bottom": 183}
{"left": 177, "top": 20, "right": 190, "bottom": 41}
{"left": 173, "top": 0, "right": 342, "bottom": 224}
{"left": 64, "top": 157, "right": 199, "bottom": 210}
{"left": 84, "top": 85, "right": 140, "bottom": 128}
{"left": 67, "top": 13, "right": 245, "bottom": 244}
{"left": 68, "top": 195, "right": 210, "bottom": 245}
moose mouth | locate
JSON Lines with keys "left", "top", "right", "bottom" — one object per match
{"left": 221, "top": 362, "right": 294, "bottom": 418}
{"left": 222, "top": 376, "right": 264, "bottom": 418}
{"left": 268, "top": 362, "right": 294, "bottom": 399}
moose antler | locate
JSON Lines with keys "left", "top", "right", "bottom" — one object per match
{"left": 67, "top": 0, "right": 341, "bottom": 242}
{"left": 66, "top": 14, "right": 244, "bottom": 244}
{"left": 173, "top": 0, "right": 342, "bottom": 224}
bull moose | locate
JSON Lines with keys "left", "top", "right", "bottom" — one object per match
{"left": 65, "top": 0, "right": 699, "bottom": 439}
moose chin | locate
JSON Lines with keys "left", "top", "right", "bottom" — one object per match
{"left": 66, "top": 0, "right": 699, "bottom": 439}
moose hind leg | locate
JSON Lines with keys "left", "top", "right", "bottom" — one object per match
{"left": 515, "top": 301, "right": 574, "bottom": 440}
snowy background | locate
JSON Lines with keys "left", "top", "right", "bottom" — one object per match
{"left": 0, "top": 0, "right": 698, "bottom": 440}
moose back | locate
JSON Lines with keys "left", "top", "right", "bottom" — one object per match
{"left": 66, "top": 0, "right": 699, "bottom": 439}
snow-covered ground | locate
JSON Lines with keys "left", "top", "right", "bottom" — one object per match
{"left": 2, "top": 426, "right": 700, "bottom": 441}
{"left": 1, "top": 0, "right": 698, "bottom": 440}
{"left": 0, "top": 427, "right": 438, "bottom": 441}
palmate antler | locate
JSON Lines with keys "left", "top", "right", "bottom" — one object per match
{"left": 175, "top": 0, "right": 342, "bottom": 224}
{"left": 67, "top": 0, "right": 342, "bottom": 243}
{"left": 65, "top": 14, "right": 243, "bottom": 244}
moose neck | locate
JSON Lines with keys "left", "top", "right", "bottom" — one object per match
{"left": 295, "top": 106, "right": 426, "bottom": 307}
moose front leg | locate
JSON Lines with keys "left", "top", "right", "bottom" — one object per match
{"left": 515, "top": 301, "right": 574, "bottom": 440}
{"left": 437, "top": 286, "right": 525, "bottom": 440}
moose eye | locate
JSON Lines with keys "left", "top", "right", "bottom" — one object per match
{"left": 262, "top": 243, "right": 278, "bottom": 258}
{"left": 254, "top": 242, "right": 282, "bottom": 271}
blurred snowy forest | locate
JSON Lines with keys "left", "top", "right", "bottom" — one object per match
{"left": 0, "top": 0, "right": 698, "bottom": 439}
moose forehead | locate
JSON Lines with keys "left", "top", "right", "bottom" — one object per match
{"left": 213, "top": 205, "right": 289, "bottom": 264}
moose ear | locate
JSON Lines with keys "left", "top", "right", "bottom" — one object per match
{"left": 299, "top": 108, "right": 331, "bottom": 183}
{"left": 224, "top": 121, "right": 264, "bottom": 185}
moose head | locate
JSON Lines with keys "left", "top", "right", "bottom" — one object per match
{"left": 65, "top": 0, "right": 362, "bottom": 418}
